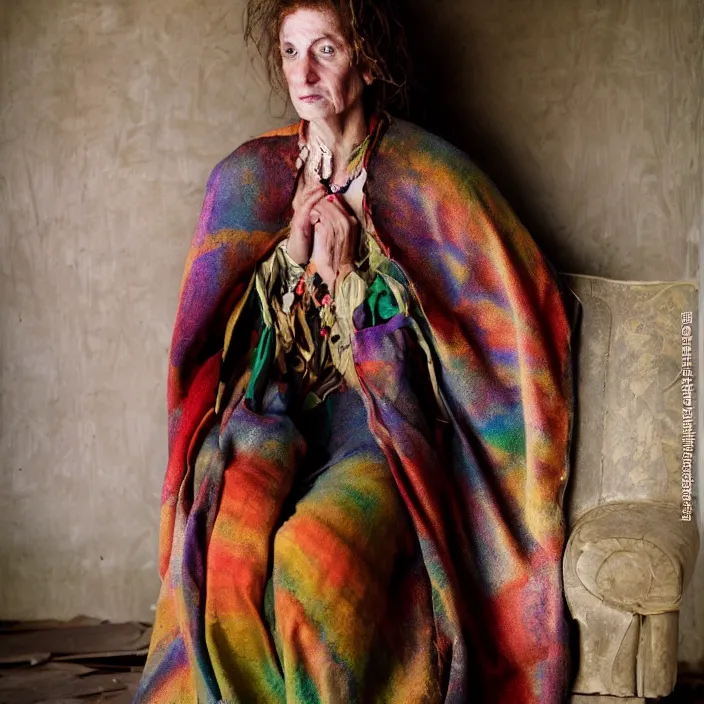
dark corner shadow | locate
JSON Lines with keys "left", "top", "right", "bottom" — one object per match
{"left": 401, "top": 0, "right": 569, "bottom": 274}
{"left": 401, "top": 2, "right": 583, "bottom": 682}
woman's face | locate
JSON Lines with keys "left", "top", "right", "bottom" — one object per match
{"left": 279, "top": 6, "right": 368, "bottom": 122}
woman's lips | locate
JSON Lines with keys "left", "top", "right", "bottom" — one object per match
{"left": 299, "top": 94, "right": 324, "bottom": 102}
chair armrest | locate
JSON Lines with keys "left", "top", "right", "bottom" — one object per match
{"left": 564, "top": 501, "right": 699, "bottom": 614}
{"left": 564, "top": 501, "right": 699, "bottom": 697}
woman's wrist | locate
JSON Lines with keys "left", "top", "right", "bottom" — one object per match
{"left": 286, "top": 231, "right": 310, "bottom": 266}
{"left": 308, "top": 259, "right": 355, "bottom": 293}
{"left": 308, "top": 254, "right": 335, "bottom": 289}
{"left": 286, "top": 214, "right": 314, "bottom": 266}
{"left": 280, "top": 238, "right": 307, "bottom": 274}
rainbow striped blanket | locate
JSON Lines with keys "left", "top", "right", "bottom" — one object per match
{"left": 135, "top": 114, "right": 574, "bottom": 703}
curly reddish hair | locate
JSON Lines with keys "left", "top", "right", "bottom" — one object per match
{"left": 244, "top": 0, "right": 410, "bottom": 112}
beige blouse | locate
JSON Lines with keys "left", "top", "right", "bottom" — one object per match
{"left": 253, "top": 139, "right": 409, "bottom": 407}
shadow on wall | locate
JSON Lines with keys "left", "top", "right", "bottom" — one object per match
{"left": 402, "top": 0, "right": 564, "bottom": 270}
{"left": 400, "top": 0, "right": 702, "bottom": 283}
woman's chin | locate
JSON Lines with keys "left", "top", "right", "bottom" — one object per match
{"left": 292, "top": 100, "right": 335, "bottom": 122}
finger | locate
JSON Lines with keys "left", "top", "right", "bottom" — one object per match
{"left": 302, "top": 185, "right": 326, "bottom": 207}
{"left": 326, "top": 227, "right": 336, "bottom": 271}
{"left": 309, "top": 198, "right": 336, "bottom": 227}
{"left": 322, "top": 203, "right": 352, "bottom": 272}
{"left": 312, "top": 221, "right": 332, "bottom": 262}
{"left": 333, "top": 227, "right": 342, "bottom": 274}
{"left": 305, "top": 181, "right": 327, "bottom": 198}
{"left": 319, "top": 197, "right": 348, "bottom": 228}
{"left": 293, "top": 179, "right": 324, "bottom": 214}
{"left": 332, "top": 228, "right": 340, "bottom": 274}
{"left": 302, "top": 188, "right": 327, "bottom": 217}
{"left": 312, "top": 198, "right": 354, "bottom": 251}
{"left": 315, "top": 203, "right": 340, "bottom": 270}
{"left": 326, "top": 192, "right": 355, "bottom": 217}
{"left": 326, "top": 196, "right": 358, "bottom": 239}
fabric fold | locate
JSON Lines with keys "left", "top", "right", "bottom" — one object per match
{"left": 135, "top": 112, "right": 574, "bottom": 704}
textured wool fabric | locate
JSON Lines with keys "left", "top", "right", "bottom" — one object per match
{"left": 134, "top": 112, "right": 574, "bottom": 703}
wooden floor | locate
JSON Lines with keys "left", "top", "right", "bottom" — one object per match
{"left": 1, "top": 617, "right": 702, "bottom": 703}
{"left": 0, "top": 617, "right": 148, "bottom": 703}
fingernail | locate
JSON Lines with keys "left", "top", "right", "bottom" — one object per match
{"left": 327, "top": 195, "right": 335, "bottom": 202}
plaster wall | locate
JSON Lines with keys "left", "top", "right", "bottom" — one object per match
{"left": 0, "top": 0, "right": 701, "bottom": 670}
{"left": 406, "top": 0, "right": 703, "bottom": 281}
{"left": 0, "top": 0, "right": 287, "bottom": 623}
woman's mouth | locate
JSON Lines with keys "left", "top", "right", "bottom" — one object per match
{"left": 299, "top": 94, "right": 324, "bottom": 103}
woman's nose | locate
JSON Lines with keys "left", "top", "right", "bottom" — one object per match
{"left": 300, "top": 55, "right": 319, "bottom": 85}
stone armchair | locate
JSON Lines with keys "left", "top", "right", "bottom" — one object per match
{"left": 561, "top": 275, "right": 699, "bottom": 703}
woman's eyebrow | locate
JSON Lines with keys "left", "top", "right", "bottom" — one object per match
{"left": 281, "top": 32, "right": 342, "bottom": 44}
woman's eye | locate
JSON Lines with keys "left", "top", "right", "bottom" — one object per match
{"left": 282, "top": 46, "right": 296, "bottom": 57}
{"left": 320, "top": 45, "right": 335, "bottom": 55}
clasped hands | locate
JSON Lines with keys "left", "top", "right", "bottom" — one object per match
{"left": 287, "top": 175, "right": 359, "bottom": 293}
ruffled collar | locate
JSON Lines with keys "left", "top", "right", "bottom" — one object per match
{"left": 295, "top": 112, "right": 386, "bottom": 194}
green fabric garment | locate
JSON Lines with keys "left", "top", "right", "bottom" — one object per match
{"left": 365, "top": 274, "right": 399, "bottom": 326}
{"left": 245, "top": 272, "right": 402, "bottom": 413}
{"left": 245, "top": 323, "right": 275, "bottom": 411}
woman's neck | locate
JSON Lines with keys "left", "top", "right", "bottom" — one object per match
{"left": 306, "top": 102, "right": 368, "bottom": 184}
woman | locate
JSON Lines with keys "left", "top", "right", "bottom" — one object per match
{"left": 135, "top": 1, "right": 574, "bottom": 702}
